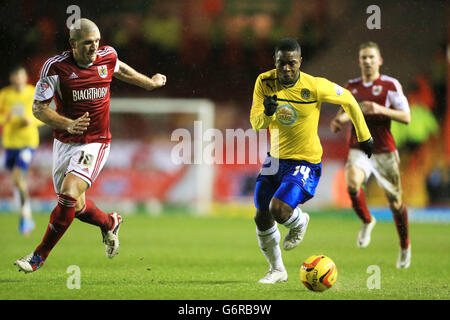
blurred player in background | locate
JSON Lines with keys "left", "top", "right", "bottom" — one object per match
{"left": 250, "top": 38, "right": 373, "bottom": 284}
{"left": 14, "top": 18, "right": 166, "bottom": 273}
{"left": 330, "top": 41, "right": 411, "bottom": 268}
{"left": 0, "top": 65, "right": 43, "bottom": 235}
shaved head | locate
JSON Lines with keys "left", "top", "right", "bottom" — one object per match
{"left": 69, "top": 18, "right": 100, "bottom": 41}
{"left": 69, "top": 18, "right": 101, "bottom": 67}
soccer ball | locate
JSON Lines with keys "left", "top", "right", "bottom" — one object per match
{"left": 300, "top": 254, "right": 338, "bottom": 292}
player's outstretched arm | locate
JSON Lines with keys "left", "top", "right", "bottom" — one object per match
{"left": 330, "top": 108, "right": 350, "bottom": 133}
{"left": 318, "top": 78, "right": 373, "bottom": 157}
{"left": 330, "top": 107, "right": 374, "bottom": 157}
{"left": 360, "top": 101, "right": 410, "bottom": 124}
{"left": 32, "top": 100, "right": 90, "bottom": 135}
{"left": 113, "top": 60, "right": 166, "bottom": 91}
{"left": 318, "top": 79, "right": 370, "bottom": 140}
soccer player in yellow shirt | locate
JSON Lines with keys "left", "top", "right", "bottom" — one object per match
{"left": 0, "top": 66, "right": 43, "bottom": 235}
{"left": 250, "top": 38, "right": 373, "bottom": 283}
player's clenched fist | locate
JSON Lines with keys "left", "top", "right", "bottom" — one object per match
{"left": 67, "top": 112, "right": 90, "bottom": 135}
{"left": 150, "top": 73, "right": 167, "bottom": 89}
{"left": 360, "top": 101, "right": 382, "bottom": 115}
{"left": 263, "top": 95, "right": 278, "bottom": 116}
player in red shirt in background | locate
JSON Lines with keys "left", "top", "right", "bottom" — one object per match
{"left": 14, "top": 18, "right": 166, "bottom": 273}
{"left": 330, "top": 42, "right": 411, "bottom": 268}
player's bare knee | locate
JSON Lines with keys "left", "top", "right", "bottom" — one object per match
{"left": 269, "top": 199, "right": 291, "bottom": 224}
{"left": 12, "top": 170, "right": 25, "bottom": 188}
{"left": 388, "top": 197, "right": 403, "bottom": 212}
{"left": 58, "top": 188, "right": 79, "bottom": 201}
{"left": 253, "top": 211, "right": 263, "bottom": 225}
{"left": 346, "top": 185, "right": 359, "bottom": 196}
{"left": 268, "top": 201, "right": 282, "bottom": 221}
{"left": 59, "top": 183, "right": 82, "bottom": 201}
{"left": 346, "top": 166, "right": 365, "bottom": 193}
{"left": 13, "top": 179, "right": 27, "bottom": 192}
{"left": 60, "top": 174, "right": 89, "bottom": 200}
{"left": 346, "top": 173, "right": 362, "bottom": 191}
{"left": 254, "top": 210, "right": 274, "bottom": 231}
{"left": 74, "top": 199, "right": 85, "bottom": 213}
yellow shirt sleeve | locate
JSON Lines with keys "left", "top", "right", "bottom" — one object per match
{"left": 316, "top": 77, "right": 371, "bottom": 142}
{"left": 250, "top": 75, "right": 275, "bottom": 131}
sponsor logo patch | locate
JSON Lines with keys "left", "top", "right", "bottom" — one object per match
{"left": 72, "top": 87, "right": 108, "bottom": 102}
{"left": 276, "top": 104, "right": 298, "bottom": 126}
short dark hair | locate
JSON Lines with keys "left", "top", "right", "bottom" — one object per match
{"left": 359, "top": 41, "right": 381, "bottom": 55}
{"left": 9, "top": 65, "right": 26, "bottom": 76}
{"left": 275, "top": 38, "right": 301, "bottom": 56}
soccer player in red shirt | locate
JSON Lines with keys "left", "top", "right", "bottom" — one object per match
{"left": 14, "top": 18, "right": 166, "bottom": 273}
{"left": 330, "top": 42, "right": 411, "bottom": 268}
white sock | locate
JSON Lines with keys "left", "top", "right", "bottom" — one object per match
{"left": 21, "top": 199, "right": 32, "bottom": 220}
{"left": 14, "top": 188, "right": 31, "bottom": 220}
{"left": 13, "top": 187, "right": 21, "bottom": 209}
{"left": 282, "top": 207, "right": 306, "bottom": 229}
{"left": 256, "top": 225, "right": 285, "bottom": 271}
{"left": 14, "top": 187, "right": 32, "bottom": 220}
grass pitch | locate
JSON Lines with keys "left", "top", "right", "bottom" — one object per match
{"left": 0, "top": 210, "right": 449, "bottom": 300}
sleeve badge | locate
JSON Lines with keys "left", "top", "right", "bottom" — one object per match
{"left": 335, "top": 83, "right": 344, "bottom": 96}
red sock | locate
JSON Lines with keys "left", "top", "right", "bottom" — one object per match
{"left": 75, "top": 199, "right": 112, "bottom": 232}
{"left": 35, "top": 194, "right": 77, "bottom": 260}
{"left": 349, "top": 188, "right": 372, "bottom": 224}
{"left": 393, "top": 205, "right": 410, "bottom": 249}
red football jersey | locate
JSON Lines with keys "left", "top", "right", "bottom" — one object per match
{"left": 345, "top": 74, "right": 409, "bottom": 154}
{"left": 34, "top": 46, "right": 119, "bottom": 144}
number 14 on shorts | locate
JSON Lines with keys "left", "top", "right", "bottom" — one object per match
{"left": 293, "top": 165, "right": 311, "bottom": 180}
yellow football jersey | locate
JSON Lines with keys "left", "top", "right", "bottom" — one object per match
{"left": 0, "top": 84, "right": 43, "bottom": 149}
{"left": 250, "top": 69, "right": 371, "bottom": 163}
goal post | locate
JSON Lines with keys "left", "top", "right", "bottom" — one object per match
{"left": 109, "top": 97, "right": 216, "bottom": 215}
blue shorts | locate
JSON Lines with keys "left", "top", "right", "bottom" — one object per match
{"left": 5, "top": 148, "right": 35, "bottom": 171}
{"left": 254, "top": 154, "right": 322, "bottom": 210}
